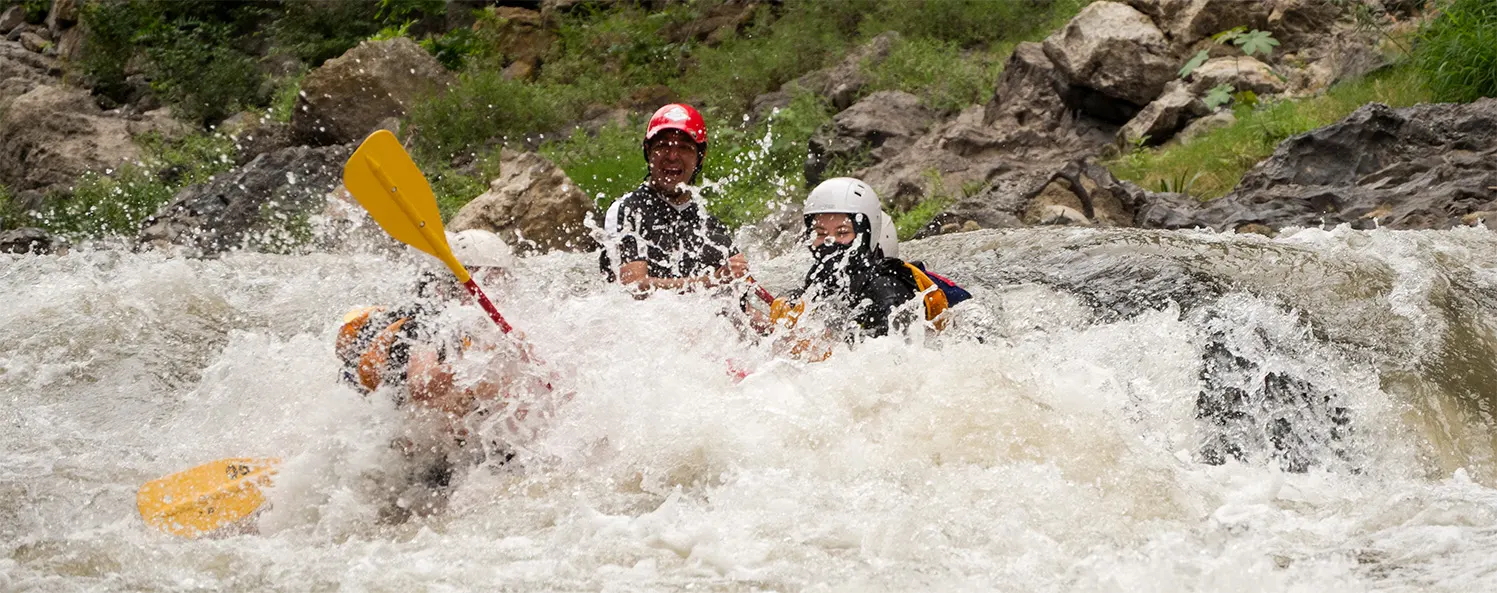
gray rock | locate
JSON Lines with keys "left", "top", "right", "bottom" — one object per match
{"left": 1042, "top": 1, "right": 1177, "bottom": 107}
{"left": 0, "top": 7, "right": 25, "bottom": 34}
{"left": 138, "top": 144, "right": 354, "bottom": 255}
{"left": 1119, "top": 80, "right": 1207, "bottom": 145}
{"left": 18, "top": 30, "right": 45, "bottom": 53}
{"left": 449, "top": 150, "right": 598, "bottom": 254}
{"left": 1173, "top": 109, "right": 1236, "bottom": 145}
{"left": 0, "top": 84, "right": 146, "bottom": 193}
{"left": 292, "top": 38, "right": 453, "bottom": 146}
{"left": 1187, "top": 56, "right": 1287, "bottom": 96}
{"left": 805, "top": 91, "right": 936, "bottom": 185}
{"left": 45, "top": 0, "right": 77, "bottom": 34}
{"left": 0, "top": 227, "right": 65, "bottom": 254}
{"left": 1193, "top": 100, "right": 1497, "bottom": 231}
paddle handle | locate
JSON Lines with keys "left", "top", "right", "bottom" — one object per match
{"left": 463, "top": 279, "right": 513, "bottom": 334}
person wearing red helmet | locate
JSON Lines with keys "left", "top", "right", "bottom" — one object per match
{"left": 598, "top": 103, "right": 749, "bottom": 293}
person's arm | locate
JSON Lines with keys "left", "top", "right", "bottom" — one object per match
{"left": 858, "top": 273, "right": 920, "bottom": 338}
{"left": 618, "top": 260, "right": 717, "bottom": 293}
{"left": 407, "top": 344, "right": 475, "bottom": 417}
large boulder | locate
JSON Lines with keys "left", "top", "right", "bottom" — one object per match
{"left": 1187, "top": 56, "right": 1287, "bottom": 96}
{"left": 292, "top": 38, "right": 453, "bottom": 146}
{"left": 0, "top": 7, "right": 25, "bottom": 34}
{"left": 1042, "top": 2, "right": 1178, "bottom": 108}
{"left": 449, "top": 150, "right": 597, "bottom": 253}
{"left": 1267, "top": 0, "right": 1346, "bottom": 52}
{"left": 1190, "top": 100, "right": 1497, "bottom": 231}
{"left": 1162, "top": 0, "right": 1272, "bottom": 46}
{"left": 0, "top": 84, "right": 171, "bottom": 193}
{"left": 804, "top": 91, "right": 937, "bottom": 185}
{"left": 138, "top": 144, "right": 354, "bottom": 255}
{"left": 1119, "top": 80, "right": 1207, "bottom": 145}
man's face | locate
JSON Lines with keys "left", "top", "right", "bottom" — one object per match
{"left": 646, "top": 129, "right": 700, "bottom": 195}
{"left": 810, "top": 213, "right": 856, "bottom": 247}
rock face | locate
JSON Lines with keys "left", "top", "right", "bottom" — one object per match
{"left": 804, "top": 91, "right": 936, "bottom": 185}
{"left": 1042, "top": 1, "right": 1178, "bottom": 108}
{"left": 1184, "top": 100, "right": 1497, "bottom": 231}
{"left": 292, "top": 38, "right": 453, "bottom": 146}
{"left": 0, "top": 227, "right": 65, "bottom": 254}
{"left": 138, "top": 144, "right": 354, "bottom": 255}
{"left": 1187, "top": 56, "right": 1287, "bottom": 96}
{"left": 449, "top": 150, "right": 597, "bottom": 253}
{"left": 0, "top": 39, "right": 62, "bottom": 110}
{"left": 0, "top": 84, "right": 168, "bottom": 193}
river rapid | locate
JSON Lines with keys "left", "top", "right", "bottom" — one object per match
{"left": 5, "top": 225, "right": 1497, "bottom": 592}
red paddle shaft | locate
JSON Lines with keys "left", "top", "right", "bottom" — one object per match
{"left": 463, "top": 279, "right": 513, "bottom": 334}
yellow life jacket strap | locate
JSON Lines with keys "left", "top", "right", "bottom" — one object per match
{"left": 904, "top": 263, "right": 950, "bottom": 329}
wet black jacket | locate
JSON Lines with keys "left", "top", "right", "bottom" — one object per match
{"left": 598, "top": 184, "right": 737, "bottom": 281}
{"left": 794, "top": 256, "right": 920, "bottom": 339}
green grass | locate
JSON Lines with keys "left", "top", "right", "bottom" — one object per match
{"left": 863, "top": 37, "right": 1006, "bottom": 114}
{"left": 1415, "top": 0, "right": 1497, "bottom": 103}
{"left": 1107, "top": 65, "right": 1434, "bottom": 199}
{"left": 541, "top": 123, "right": 645, "bottom": 209}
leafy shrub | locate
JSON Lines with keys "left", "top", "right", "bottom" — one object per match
{"left": 78, "top": 1, "right": 272, "bottom": 123}
{"left": 407, "top": 72, "right": 589, "bottom": 162}
{"left": 29, "top": 166, "right": 176, "bottom": 238}
{"left": 541, "top": 123, "right": 645, "bottom": 210}
{"left": 1415, "top": 0, "right": 1497, "bottom": 102}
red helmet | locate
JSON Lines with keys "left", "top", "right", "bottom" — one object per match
{"left": 644, "top": 103, "right": 707, "bottom": 147}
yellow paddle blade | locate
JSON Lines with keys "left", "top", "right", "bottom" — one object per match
{"left": 342, "top": 130, "right": 468, "bottom": 281}
{"left": 137, "top": 457, "right": 280, "bottom": 538}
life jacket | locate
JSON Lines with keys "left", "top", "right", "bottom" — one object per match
{"left": 902, "top": 263, "right": 951, "bottom": 330}
{"left": 908, "top": 261, "right": 972, "bottom": 306}
{"left": 337, "top": 306, "right": 418, "bottom": 396}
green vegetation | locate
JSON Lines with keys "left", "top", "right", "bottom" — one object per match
{"left": 23, "top": 132, "right": 236, "bottom": 239}
{"left": 1414, "top": 0, "right": 1497, "bottom": 103}
{"left": 1109, "top": 65, "right": 1434, "bottom": 198}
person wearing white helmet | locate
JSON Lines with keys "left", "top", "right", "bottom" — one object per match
{"left": 335, "top": 228, "right": 536, "bottom": 522}
{"left": 768, "top": 178, "right": 968, "bottom": 349}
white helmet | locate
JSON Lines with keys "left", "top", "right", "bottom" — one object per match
{"left": 804, "top": 177, "right": 883, "bottom": 253}
{"left": 877, "top": 211, "right": 899, "bottom": 259}
{"left": 448, "top": 229, "right": 515, "bottom": 269}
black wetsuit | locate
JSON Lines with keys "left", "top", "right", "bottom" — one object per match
{"left": 598, "top": 184, "right": 738, "bottom": 282}
{"left": 791, "top": 250, "right": 920, "bottom": 339}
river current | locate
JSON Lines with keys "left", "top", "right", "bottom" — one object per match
{"left": 4, "top": 225, "right": 1497, "bottom": 591}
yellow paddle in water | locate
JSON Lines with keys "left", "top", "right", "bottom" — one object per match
{"left": 138, "top": 130, "right": 544, "bottom": 537}
{"left": 136, "top": 457, "right": 279, "bottom": 538}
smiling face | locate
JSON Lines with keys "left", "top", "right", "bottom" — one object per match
{"left": 646, "top": 129, "right": 700, "bottom": 199}
{"left": 809, "top": 213, "right": 857, "bottom": 247}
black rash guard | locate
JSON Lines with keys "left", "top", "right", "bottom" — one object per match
{"left": 792, "top": 255, "right": 920, "bottom": 339}
{"left": 598, "top": 184, "right": 738, "bottom": 281}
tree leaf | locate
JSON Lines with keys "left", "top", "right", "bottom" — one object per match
{"left": 1204, "top": 84, "right": 1235, "bottom": 110}
{"left": 1179, "top": 49, "right": 1210, "bottom": 78}
{"left": 1235, "top": 29, "right": 1280, "bottom": 58}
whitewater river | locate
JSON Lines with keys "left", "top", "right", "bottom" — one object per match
{"left": 5, "top": 225, "right": 1497, "bottom": 592}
